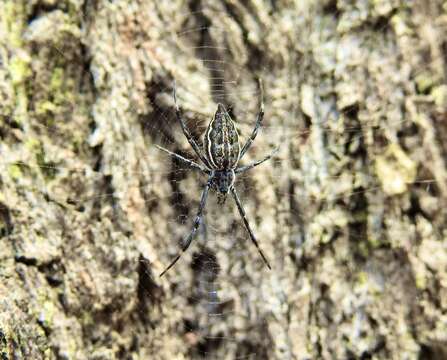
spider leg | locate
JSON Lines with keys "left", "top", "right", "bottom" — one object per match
{"left": 155, "top": 145, "right": 210, "bottom": 174}
{"left": 159, "top": 178, "right": 212, "bottom": 277}
{"left": 235, "top": 148, "right": 278, "bottom": 174}
{"left": 239, "top": 79, "right": 264, "bottom": 159}
{"left": 173, "top": 82, "right": 212, "bottom": 168}
{"left": 230, "top": 187, "right": 271, "bottom": 270}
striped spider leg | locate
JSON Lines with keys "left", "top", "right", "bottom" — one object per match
{"left": 158, "top": 80, "right": 276, "bottom": 277}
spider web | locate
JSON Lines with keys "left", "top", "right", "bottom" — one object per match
{"left": 1, "top": 1, "right": 446, "bottom": 359}
{"left": 132, "top": 4, "right": 446, "bottom": 358}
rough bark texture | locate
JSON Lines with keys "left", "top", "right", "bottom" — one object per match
{"left": 1, "top": 0, "right": 447, "bottom": 359}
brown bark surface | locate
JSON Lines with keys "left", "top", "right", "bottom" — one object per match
{"left": 1, "top": 0, "right": 447, "bottom": 359}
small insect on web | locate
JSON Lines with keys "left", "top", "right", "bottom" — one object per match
{"left": 157, "top": 79, "right": 278, "bottom": 277}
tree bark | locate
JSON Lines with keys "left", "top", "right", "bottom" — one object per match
{"left": 1, "top": 0, "right": 447, "bottom": 359}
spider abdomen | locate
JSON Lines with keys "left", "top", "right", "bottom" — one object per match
{"left": 205, "top": 104, "right": 240, "bottom": 169}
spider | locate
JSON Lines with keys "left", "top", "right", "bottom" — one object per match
{"left": 157, "top": 80, "right": 277, "bottom": 277}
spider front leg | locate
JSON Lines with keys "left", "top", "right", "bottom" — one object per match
{"left": 239, "top": 79, "right": 264, "bottom": 159}
{"left": 173, "top": 82, "right": 212, "bottom": 168}
{"left": 230, "top": 187, "right": 271, "bottom": 270}
{"left": 159, "top": 178, "right": 213, "bottom": 277}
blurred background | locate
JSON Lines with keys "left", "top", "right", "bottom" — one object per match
{"left": 1, "top": 0, "right": 446, "bottom": 359}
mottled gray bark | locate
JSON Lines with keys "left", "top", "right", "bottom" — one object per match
{"left": 1, "top": 0, "right": 447, "bottom": 359}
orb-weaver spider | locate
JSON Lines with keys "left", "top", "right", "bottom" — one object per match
{"left": 158, "top": 81, "right": 277, "bottom": 277}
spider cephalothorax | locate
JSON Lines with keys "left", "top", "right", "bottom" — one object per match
{"left": 212, "top": 169, "right": 235, "bottom": 204}
{"left": 157, "top": 81, "right": 277, "bottom": 277}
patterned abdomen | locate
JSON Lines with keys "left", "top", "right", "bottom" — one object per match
{"left": 205, "top": 104, "right": 240, "bottom": 169}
